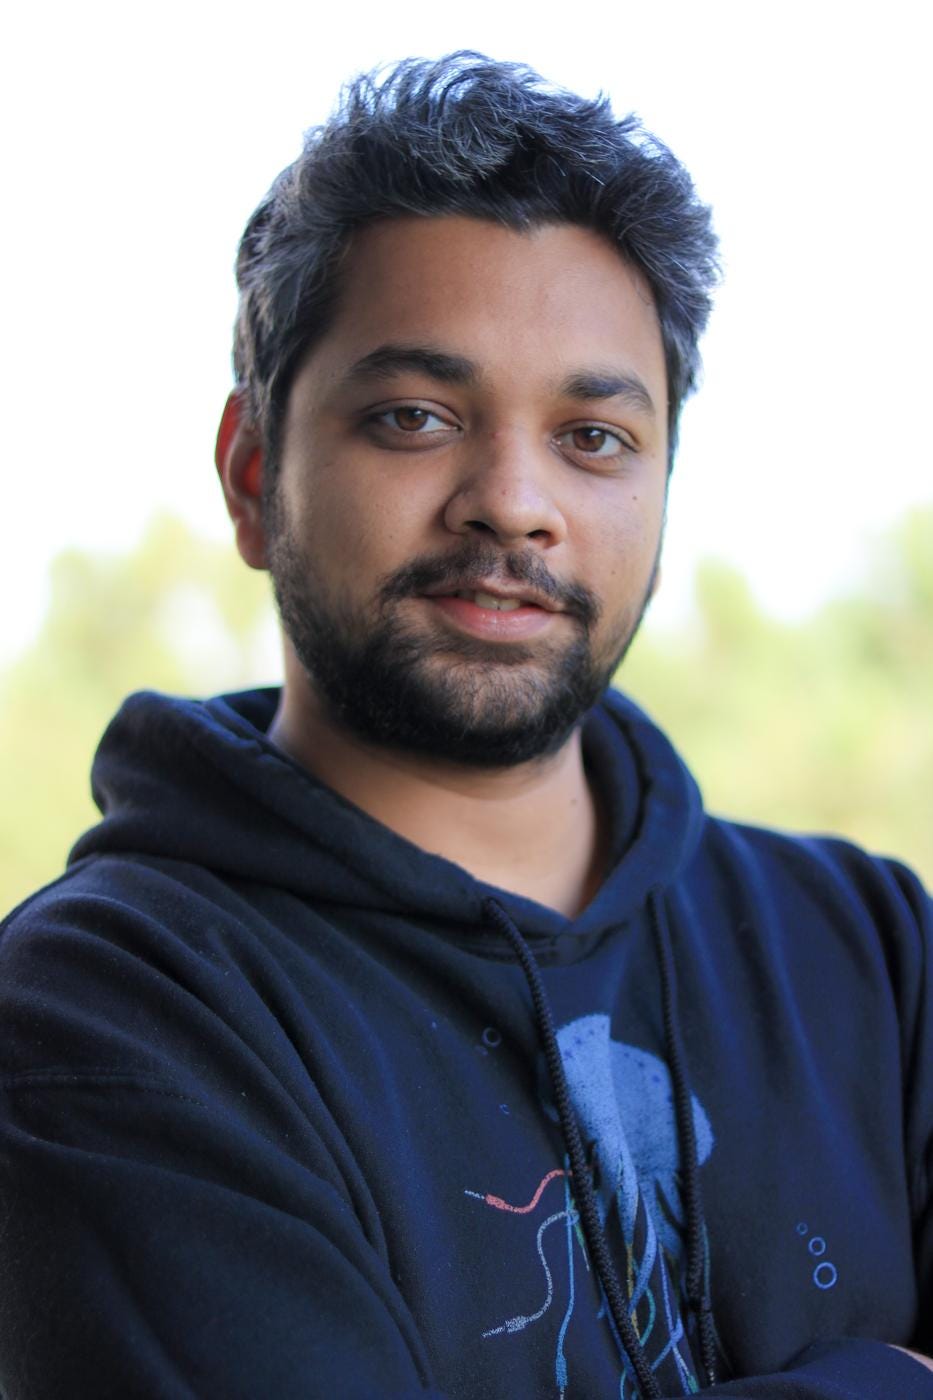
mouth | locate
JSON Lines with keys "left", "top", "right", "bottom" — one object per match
{"left": 416, "top": 583, "right": 564, "bottom": 644}
{"left": 421, "top": 583, "right": 561, "bottom": 614}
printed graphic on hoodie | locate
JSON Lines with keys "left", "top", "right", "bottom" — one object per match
{"left": 467, "top": 1014, "right": 715, "bottom": 1398}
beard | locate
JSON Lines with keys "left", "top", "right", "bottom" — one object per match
{"left": 268, "top": 521, "right": 657, "bottom": 769}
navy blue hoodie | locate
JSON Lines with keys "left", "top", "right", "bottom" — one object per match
{"left": 1, "top": 687, "right": 931, "bottom": 1398}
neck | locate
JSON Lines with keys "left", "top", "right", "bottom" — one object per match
{"left": 269, "top": 674, "right": 608, "bottom": 919}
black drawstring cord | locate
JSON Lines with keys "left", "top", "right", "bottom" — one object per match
{"left": 482, "top": 897, "right": 663, "bottom": 1400}
{"left": 649, "top": 888, "right": 719, "bottom": 1388}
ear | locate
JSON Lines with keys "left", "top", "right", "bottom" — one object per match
{"left": 215, "top": 390, "right": 268, "bottom": 569}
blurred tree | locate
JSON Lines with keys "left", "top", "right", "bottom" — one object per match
{"left": 0, "top": 517, "right": 274, "bottom": 911}
{"left": 1, "top": 508, "right": 931, "bottom": 915}
{"left": 622, "top": 506, "right": 933, "bottom": 882}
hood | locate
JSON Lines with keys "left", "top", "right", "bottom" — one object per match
{"left": 70, "top": 686, "right": 706, "bottom": 937}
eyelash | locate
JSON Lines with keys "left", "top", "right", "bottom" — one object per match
{"left": 369, "top": 407, "right": 453, "bottom": 434}
{"left": 364, "top": 404, "right": 636, "bottom": 461}
{"left": 555, "top": 426, "right": 632, "bottom": 459}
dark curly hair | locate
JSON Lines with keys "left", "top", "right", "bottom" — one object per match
{"left": 233, "top": 53, "right": 720, "bottom": 473}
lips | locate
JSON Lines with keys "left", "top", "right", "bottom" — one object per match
{"left": 452, "top": 590, "right": 526, "bottom": 612}
{"left": 419, "top": 590, "right": 562, "bottom": 643}
{"left": 423, "top": 582, "right": 560, "bottom": 614}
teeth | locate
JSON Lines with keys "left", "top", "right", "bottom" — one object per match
{"left": 456, "top": 590, "right": 523, "bottom": 612}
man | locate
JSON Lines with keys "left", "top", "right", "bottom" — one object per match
{"left": 1, "top": 54, "right": 931, "bottom": 1399}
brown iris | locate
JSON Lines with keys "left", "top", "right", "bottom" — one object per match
{"left": 393, "top": 407, "right": 430, "bottom": 430}
{"left": 572, "top": 427, "right": 609, "bottom": 452}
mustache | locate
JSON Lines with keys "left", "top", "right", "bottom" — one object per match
{"left": 378, "top": 544, "right": 600, "bottom": 627}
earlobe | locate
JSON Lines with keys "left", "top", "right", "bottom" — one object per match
{"left": 215, "top": 390, "right": 268, "bottom": 570}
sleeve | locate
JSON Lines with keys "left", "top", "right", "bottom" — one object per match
{"left": 0, "top": 1073, "right": 446, "bottom": 1400}
{"left": 894, "top": 859, "right": 933, "bottom": 1357}
{"left": 692, "top": 1341, "right": 933, "bottom": 1397}
{"left": 694, "top": 854, "right": 933, "bottom": 1397}
{"left": 0, "top": 882, "right": 447, "bottom": 1400}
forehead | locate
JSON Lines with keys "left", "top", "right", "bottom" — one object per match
{"left": 309, "top": 215, "right": 667, "bottom": 406}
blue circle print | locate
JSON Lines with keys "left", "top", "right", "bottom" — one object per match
{"left": 813, "top": 1262, "right": 838, "bottom": 1290}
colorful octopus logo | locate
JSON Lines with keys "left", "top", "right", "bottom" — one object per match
{"left": 464, "top": 1014, "right": 716, "bottom": 1398}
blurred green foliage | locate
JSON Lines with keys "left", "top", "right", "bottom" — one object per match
{"left": 0, "top": 517, "right": 273, "bottom": 912}
{"left": 622, "top": 507, "right": 933, "bottom": 882}
{"left": 1, "top": 509, "right": 931, "bottom": 914}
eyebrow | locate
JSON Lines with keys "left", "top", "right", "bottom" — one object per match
{"left": 343, "top": 343, "right": 479, "bottom": 386}
{"left": 559, "top": 370, "right": 657, "bottom": 420}
{"left": 342, "top": 342, "right": 656, "bottom": 419}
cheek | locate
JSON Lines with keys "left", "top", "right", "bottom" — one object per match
{"left": 289, "top": 462, "right": 418, "bottom": 587}
{"left": 585, "top": 486, "right": 665, "bottom": 591}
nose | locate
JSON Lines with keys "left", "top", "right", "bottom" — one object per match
{"left": 442, "top": 430, "right": 567, "bottom": 548}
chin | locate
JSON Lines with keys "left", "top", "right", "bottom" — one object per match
{"left": 270, "top": 533, "right": 640, "bottom": 768}
{"left": 308, "top": 634, "right": 614, "bottom": 768}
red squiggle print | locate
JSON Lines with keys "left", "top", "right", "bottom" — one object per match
{"left": 482, "top": 1168, "right": 567, "bottom": 1214}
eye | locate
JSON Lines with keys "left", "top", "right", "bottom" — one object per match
{"left": 556, "top": 425, "right": 630, "bottom": 460}
{"left": 372, "top": 406, "right": 453, "bottom": 433}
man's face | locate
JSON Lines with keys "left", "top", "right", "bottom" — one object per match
{"left": 267, "top": 216, "right": 669, "bottom": 767}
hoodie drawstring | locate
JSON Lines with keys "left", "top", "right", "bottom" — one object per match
{"left": 483, "top": 891, "right": 719, "bottom": 1396}
{"left": 482, "top": 896, "right": 664, "bottom": 1399}
{"left": 648, "top": 888, "right": 718, "bottom": 1388}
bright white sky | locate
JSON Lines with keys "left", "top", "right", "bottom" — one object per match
{"left": 3, "top": 0, "right": 930, "bottom": 662}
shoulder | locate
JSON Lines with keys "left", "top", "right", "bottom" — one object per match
{"left": 1, "top": 851, "right": 242, "bottom": 980}
{"left": 703, "top": 815, "right": 930, "bottom": 929}
{"left": 0, "top": 852, "right": 260, "bottom": 1081}
{"left": 696, "top": 816, "right": 932, "bottom": 1032}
